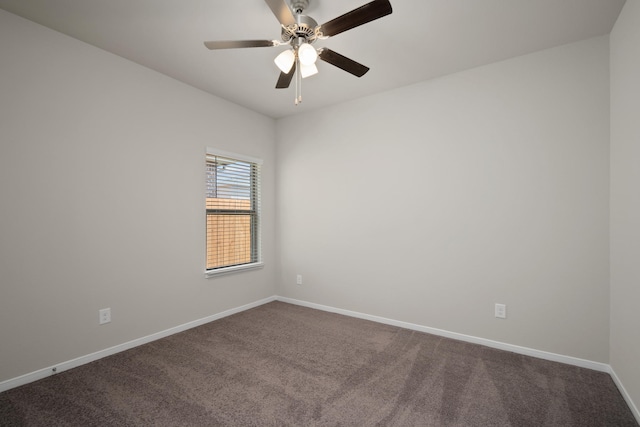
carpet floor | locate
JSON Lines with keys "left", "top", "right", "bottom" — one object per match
{"left": 0, "top": 301, "right": 637, "bottom": 426}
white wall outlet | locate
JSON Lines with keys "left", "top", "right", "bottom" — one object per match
{"left": 495, "top": 303, "right": 507, "bottom": 319}
{"left": 296, "top": 274, "right": 302, "bottom": 285}
{"left": 99, "top": 308, "right": 111, "bottom": 325}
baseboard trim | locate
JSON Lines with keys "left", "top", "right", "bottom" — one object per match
{"left": 277, "top": 296, "right": 640, "bottom": 423}
{"left": 0, "top": 296, "right": 276, "bottom": 393}
{"left": 3, "top": 294, "right": 638, "bottom": 425}
{"left": 275, "top": 296, "right": 609, "bottom": 372}
{"left": 609, "top": 366, "right": 640, "bottom": 424}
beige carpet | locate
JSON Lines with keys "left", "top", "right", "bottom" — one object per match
{"left": 0, "top": 301, "right": 637, "bottom": 426}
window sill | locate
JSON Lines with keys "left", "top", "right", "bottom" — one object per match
{"left": 204, "top": 262, "right": 264, "bottom": 278}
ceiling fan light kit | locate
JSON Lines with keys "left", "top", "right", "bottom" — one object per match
{"left": 204, "top": 0, "right": 392, "bottom": 105}
{"left": 300, "top": 63, "right": 318, "bottom": 78}
{"left": 297, "top": 42, "right": 318, "bottom": 65}
{"left": 274, "top": 49, "right": 295, "bottom": 73}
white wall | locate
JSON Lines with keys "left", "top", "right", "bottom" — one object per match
{"left": 610, "top": 0, "right": 640, "bottom": 414}
{"left": 276, "top": 36, "right": 610, "bottom": 362}
{"left": 0, "top": 10, "right": 276, "bottom": 383}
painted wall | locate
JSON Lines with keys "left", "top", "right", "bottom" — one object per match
{"left": 276, "top": 36, "right": 610, "bottom": 363}
{"left": 610, "top": 0, "right": 640, "bottom": 414}
{"left": 0, "top": 10, "right": 276, "bottom": 383}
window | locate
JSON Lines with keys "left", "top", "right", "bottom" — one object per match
{"left": 205, "top": 149, "right": 262, "bottom": 276}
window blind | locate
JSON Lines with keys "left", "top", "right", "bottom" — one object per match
{"left": 205, "top": 152, "right": 261, "bottom": 272}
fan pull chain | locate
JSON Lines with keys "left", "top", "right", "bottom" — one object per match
{"left": 295, "top": 58, "right": 302, "bottom": 105}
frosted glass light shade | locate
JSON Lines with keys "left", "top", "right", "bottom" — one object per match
{"left": 274, "top": 49, "right": 295, "bottom": 73}
{"left": 300, "top": 63, "right": 318, "bottom": 78}
{"left": 298, "top": 43, "right": 318, "bottom": 66}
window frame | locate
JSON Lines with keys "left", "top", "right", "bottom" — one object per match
{"left": 204, "top": 147, "right": 263, "bottom": 278}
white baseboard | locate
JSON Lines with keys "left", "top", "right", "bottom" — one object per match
{"left": 276, "top": 296, "right": 609, "bottom": 371}
{"left": 2, "top": 294, "right": 638, "bottom": 425}
{"left": 0, "top": 296, "right": 276, "bottom": 393}
{"left": 609, "top": 366, "right": 640, "bottom": 424}
{"left": 277, "top": 296, "right": 640, "bottom": 424}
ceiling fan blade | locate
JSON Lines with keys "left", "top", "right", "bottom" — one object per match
{"left": 319, "top": 0, "right": 392, "bottom": 38}
{"left": 318, "top": 49, "right": 370, "bottom": 77}
{"left": 204, "top": 40, "right": 277, "bottom": 50}
{"left": 264, "top": 0, "right": 296, "bottom": 27}
{"left": 276, "top": 62, "right": 296, "bottom": 89}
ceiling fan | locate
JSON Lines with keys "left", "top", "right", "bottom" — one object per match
{"left": 204, "top": 0, "right": 393, "bottom": 105}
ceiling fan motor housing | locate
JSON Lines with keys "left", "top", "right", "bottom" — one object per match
{"left": 281, "top": 14, "right": 319, "bottom": 43}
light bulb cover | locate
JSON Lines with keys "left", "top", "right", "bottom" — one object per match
{"left": 298, "top": 43, "right": 318, "bottom": 66}
{"left": 300, "top": 63, "right": 318, "bottom": 78}
{"left": 274, "top": 49, "right": 295, "bottom": 73}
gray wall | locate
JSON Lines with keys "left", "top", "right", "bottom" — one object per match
{"left": 0, "top": 10, "right": 277, "bottom": 383}
{"left": 610, "top": 0, "right": 640, "bottom": 413}
{"left": 276, "top": 36, "right": 611, "bottom": 363}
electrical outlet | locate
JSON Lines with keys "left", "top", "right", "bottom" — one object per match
{"left": 296, "top": 274, "right": 302, "bottom": 285}
{"left": 99, "top": 308, "right": 111, "bottom": 325}
{"left": 495, "top": 303, "right": 507, "bottom": 319}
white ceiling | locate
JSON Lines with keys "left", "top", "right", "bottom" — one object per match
{"left": 0, "top": 0, "right": 626, "bottom": 119}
